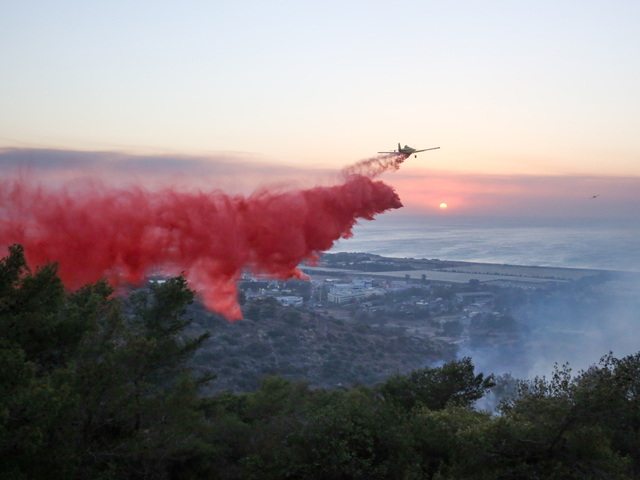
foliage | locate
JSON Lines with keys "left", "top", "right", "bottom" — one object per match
{"left": 378, "top": 357, "right": 496, "bottom": 413}
{"left": 0, "top": 245, "right": 213, "bottom": 479}
{"left": 2, "top": 244, "right": 640, "bottom": 479}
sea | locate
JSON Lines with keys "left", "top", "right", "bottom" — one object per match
{"left": 329, "top": 214, "right": 640, "bottom": 273}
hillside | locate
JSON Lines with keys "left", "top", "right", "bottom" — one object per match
{"left": 186, "top": 297, "right": 455, "bottom": 394}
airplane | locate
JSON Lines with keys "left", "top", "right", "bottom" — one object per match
{"left": 378, "top": 143, "right": 440, "bottom": 158}
{"left": 588, "top": 194, "right": 600, "bottom": 200}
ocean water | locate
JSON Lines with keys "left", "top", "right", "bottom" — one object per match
{"left": 330, "top": 214, "right": 640, "bottom": 272}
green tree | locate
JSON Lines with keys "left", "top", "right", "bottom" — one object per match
{"left": 261, "top": 297, "right": 279, "bottom": 318}
{"left": 74, "top": 275, "right": 215, "bottom": 477}
{"left": 245, "top": 302, "right": 262, "bottom": 320}
{"left": 0, "top": 245, "right": 216, "bottom": 479}
{"left": 238, "top": 289, "right": 247, "bottom": 305}
{"left": 483, "top": 358, "right": 637, "bottom": 479}
{"left": 0, "top": 245, "right": 81, "bottom": 479}
{"left": 0, "top": 244, "right": 67, "bottom": 370}
{"left": 431, "top": 285, "right": 455, "bottom": 301}
{"left": 379, "top": 357, "right": 495, "bottom": 413}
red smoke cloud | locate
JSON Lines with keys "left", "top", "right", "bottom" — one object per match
{"left": 0, "top": 155, "right": 404, "bottom": 320}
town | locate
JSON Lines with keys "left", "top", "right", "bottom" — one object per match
{"left": 183, "top": 252, "right": 628, "bottom": 394}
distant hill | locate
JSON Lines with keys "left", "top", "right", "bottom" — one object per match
{"left": 186, "top": 298, "right": 455, "bottom": 394}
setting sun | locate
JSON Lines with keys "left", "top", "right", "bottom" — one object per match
{"left": 439, "top": 203, "right": 448, "bottom": 209}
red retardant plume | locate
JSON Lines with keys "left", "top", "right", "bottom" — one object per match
{"left": 0, "top": 165, "right": 403, "bottom": 320}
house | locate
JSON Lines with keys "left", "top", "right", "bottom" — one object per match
{"left": 454, "top": 292, "right": 495, "bottom": 305}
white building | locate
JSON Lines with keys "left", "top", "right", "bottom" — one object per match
{"left": 352, "top": 278, "right": 373, "bottom": 289}
{"left": 327, "top": 290, "right": 366, "bottom": 304}
{"left": 326, "top": 278, "right": 378, "bottom": 304}
{"left": 277, "top": 296, "right": 304, "bottom": 306}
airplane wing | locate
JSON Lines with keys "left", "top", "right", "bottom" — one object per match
{"left": 377, "top": 151, "right": 396, "bottom": 154}
{"left": 414, "top": 147, "right": 441, "bottom": 153}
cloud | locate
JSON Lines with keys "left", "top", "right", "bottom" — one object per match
{"left": 0, "top": 148, "right": 335, "bottom": 193}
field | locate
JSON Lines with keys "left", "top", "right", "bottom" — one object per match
{"left": 440, "top": 263, "right": 602, "bottom": 281}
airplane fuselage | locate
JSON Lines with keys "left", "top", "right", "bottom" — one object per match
{"left": 378, "top": 143, "right": 440, "bottom": 156}
{"left": 398, "top": 145, "right": 418, "bottom": 155}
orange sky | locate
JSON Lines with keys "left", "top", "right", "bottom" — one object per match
{"left": 385, "top": 168, "right": 640, "bottom": 218}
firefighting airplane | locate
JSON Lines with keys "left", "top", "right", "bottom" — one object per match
{"left": 378, "top": 143, "right": 440, "bottom": 157}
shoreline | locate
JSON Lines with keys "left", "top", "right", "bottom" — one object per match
{"left": 302, "top": 255, "right": 640, "bottom": 287}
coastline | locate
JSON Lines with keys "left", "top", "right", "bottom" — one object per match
{"left": 302, "top": 256, "right": 640, "bottom": 287}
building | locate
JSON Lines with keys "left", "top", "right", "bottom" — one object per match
{"left": 454, "top": 292, "right": 495, "bottom": 305}
{"left": 352, "top": 278, "right": 373, "bottom": 289}
{"left": 277, "top": 296, "right": 304, "bottom": 307}
{"left": 327, "top": 290, "right": 366, "bottom": 304}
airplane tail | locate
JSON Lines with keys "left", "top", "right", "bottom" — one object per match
{"left": 398, "top": 143, "right": 401, "bottom": 152}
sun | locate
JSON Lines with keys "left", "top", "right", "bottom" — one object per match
{"left": 439, "top": 203, "right": 448, "bottom": 210}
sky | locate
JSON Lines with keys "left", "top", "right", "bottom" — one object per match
{"left": 1, "top": 0, "right": 639, "bottom": 215}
